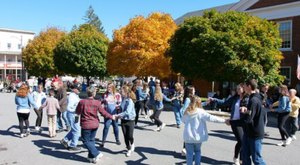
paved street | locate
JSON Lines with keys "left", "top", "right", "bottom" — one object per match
{"left": 1, "top": 93, "right": 300, "bottom": 165}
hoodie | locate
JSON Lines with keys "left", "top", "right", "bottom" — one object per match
{"left": 182, "top": 108, "right": 225, "bottom": 143}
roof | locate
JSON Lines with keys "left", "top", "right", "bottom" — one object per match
{"left": 0, "top": 51, "right": 21, "bottom": 55}
{"left": 0, "top": 28, "right": 35, "bottom": 35}
{"left": 175, "top": 2, "right": 237, "bottom": 24}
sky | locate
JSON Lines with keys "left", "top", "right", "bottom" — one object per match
{"left": 0, "top": 0, "right": 239, "bottom": 39}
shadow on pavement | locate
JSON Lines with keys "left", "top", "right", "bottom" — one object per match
{"left": 0, "top": 125, "right": 21, "bottom": 138}
{"left": 124, "top": 146, "right": 182, "bottom": 165}
{"left": 32, "top": 139, "right": 88, "bottom": 163}
{"left": 208, "top": 130, "right": 235, "bottom": 141}
{"left": 201, "top": 156, "right": 233, "bottom": 165}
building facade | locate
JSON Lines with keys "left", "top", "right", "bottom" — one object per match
{"left": 176, "top": 0, "right": 300, "bottom": 96}
{"left": 0, "top": 28, "right": 35, "bottom": 81}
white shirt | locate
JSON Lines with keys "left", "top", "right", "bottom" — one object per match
{"left": 32, "top": 91, "right": 47, "bottom": 108}
{"left": 67, "top": 92, "right": 80, "bottom": 112}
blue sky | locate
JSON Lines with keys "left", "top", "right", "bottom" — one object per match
{"left": 0, "top": 0, "right": 238, "bottom": 39}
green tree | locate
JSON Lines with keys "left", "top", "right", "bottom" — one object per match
{"left": 168, "top": 10, "right": 284, "bottom": 86}
{"left": 54, "top": 24, "right": 108, "bottom": 80}
{"left": 83, "top": 5, "right": 105, "bottom": 34}
{"left": 22, "top": 27, "right": 66, "bottom": 77}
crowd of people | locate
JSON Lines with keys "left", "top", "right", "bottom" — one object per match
{"left": 12, "top": 75, "right": 300, "bottom": 165}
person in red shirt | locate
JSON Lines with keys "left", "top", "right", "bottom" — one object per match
{"left": 75, "top": 86, "right": 116, "bottom": 163}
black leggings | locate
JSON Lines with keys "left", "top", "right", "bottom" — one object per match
{"left": 121, "top": 120, "right": 135, "bottom": 150}
{"left": 150, "top": 110, "right": 162, "bottom": 127}
{"left": 135, "top": 101, "right": 144, "bottom": 125}
{"left": 34, "top": 109, "right": 43, "bottom": 127}
{"left": 231, "top": 120, "right": 244, "bottom": 159}
{"left": 17, "top": 112, "right": 30, "bottom": 134}
{"left": 277, "top": 112, "right": 290, "bottom": 140}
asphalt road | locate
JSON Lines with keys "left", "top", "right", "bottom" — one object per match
{"left": 0, "top": 93, "right": 299, "bottom": 165}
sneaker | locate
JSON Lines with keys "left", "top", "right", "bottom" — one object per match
{"left": 233, "top": 158, "right": 240, "bottom": 165}
{"left": 291, "top": 135, "right": 297, "bottom": 141}
{"left": 60, "top": 139, "right": 69, "bottom": 149}
{"left": 130, "top": 143, "right": 135, "bottom": 152}
{"left": 144, "top": 115, "right": 149, "bottom": 119}
{"left": 68, "top": 146, "right": 81, "bottom": 151}
{"left": 176, "top": 124, "right": 181, "bottom": 128}
{"left": 20, "top": 133, "right": 26, "bottom": 138}
{"left": 25, "top": 131, "right": 30, "bottom": 137}
{"left": 277, "top": 141, "right": 285, "bottom": 146}
{"left": 116, "top": 140, "right": 121, "bottom": 145}
{"left": 181, "top": 148, "right": 186, "bottom": 157}
{"left": 35, "top": 126, "right": 40, "bottom": 131}
{"left": 160, "top": 123, "right": 166, "bottom": 131}
{"left": 154, "top": 127, "right": 161, "bottom": 132}
{"left": 264, "top": 132, "right": 270, "bottom": 137}
{"left": 285, "top": 137, "right": 292, "bottom": 145}
{"left": 126, "top": 150, "right": 132, "bottom": 157}
{"left": 91, "top": 153, "right": 103, "bottom": 163}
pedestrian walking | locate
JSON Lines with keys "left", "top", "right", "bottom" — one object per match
{"left": 101, "top": 82, "right": 122, "bottom": 147}
{"left": 182, "top": 96, "right": 228, "bottom": 165}
{"left": 76, "top": 86, "right": 115, "bottom": 163}
{"left": 60, "top": 85, "right": 81, "bottom": 151}
{"left": 54, "top": 82, "right": 69, "bottom": 133}
{"left": 287, "top": 89, "right": 300, "bottom": 140}
{"left": 172, "top": 82, "right": 184, "bottom": 128}
{"left": 241, "top": 79, "right": 266, "bottom": 165}
{"left": 210, "top": 84, "right": 249, "bottom": 165}
{"left": 15, "top": 84, "right": 38, "bottom": 138}
{"left": 150, "top": 85, "right": 172, "bottom": 132}
{"left": 270, "top": 85, "right": 292, "bottom": 146}
{"left": 134, "top": 79, "right": 147, "bottom": 126}
{"left": 32, "top": 84, "right": 47, "bottom": 132}
{"left": 40, "top": 89, "right": 60, "bottom": 138}
{"left": 116, "top": 85, "right": 136, "bottom": 157}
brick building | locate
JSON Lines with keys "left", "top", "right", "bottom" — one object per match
{"left": 176, "top": 0, "right": 300, "bottom": 96}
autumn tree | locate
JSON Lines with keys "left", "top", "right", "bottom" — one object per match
{"left": 168, "top": 10, "right": 284, "bottom": 86}
{"left": 53, "top": 24, "right": 108, "bottom": 80}
{"left": 22, "top": 27, "right": 66, "bottom": 77}
{"left": 107, "top": 12, "right": 177, "bottom": 78}
{"left": 83, "top": 5, "right": 105, "bottom": 34}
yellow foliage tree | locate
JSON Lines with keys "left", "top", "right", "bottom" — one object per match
{"left": 22, "top": 27, "right": 66, "bottom": 77}
{"left": 107, "top": 12, "right": 177, "bottom": 78}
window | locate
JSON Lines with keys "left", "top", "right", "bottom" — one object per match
{"left": 280, "top": 67, "right": 291, "bottom": 85}
{"left": 279, "top": 21, "right": 292, "bottom": 50}
{"left": 18, "top": 44, "right": 22, "bottom": 49}
{"left": 7, "top": 43, "right": 11, "bottom": 49}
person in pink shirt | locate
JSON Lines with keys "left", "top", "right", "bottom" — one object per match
{"left": 40, "top": 89, "right": 60, "bottom": 138}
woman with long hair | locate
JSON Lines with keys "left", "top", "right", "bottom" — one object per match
{"left": 172, "top": 82, "right": 184, "bottom": 128}
{"left": 15, "top": 84, "right": 38, "bottom": 137}
{"left": 117, "top": 85, "right": 136, "bottom": 157}
{"left": 183, "top": 96, "right": 228, "bottom": 165}
{"left": 150, "top": 85, "right": 172, "bottom": 132}
{"left": 101, "top": 82, "right": 122, "bottom": 147}
{"left": 270, "top": 85, "right": 292, "bottom": 146}
{"left": 209, "top": 85, "right": 249, "bottom": 165}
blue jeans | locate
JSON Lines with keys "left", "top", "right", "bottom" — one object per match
{"left": 173, "top": 100, "right": 182, "bottom": 125}
{"left": 185, "top": 143, "right": 202, "bottom": 165}
{"left": 242, "top": 135, "right": 266, "bottom": 165}
{"left": 102, "top": 118, "right": 119, "bottom": 143}
{"left": 64, "top": 111, "right": 81, "bottom": 147}
{"left": 81, "top": 128, "right": 100, "bottom": 158}
{"left": 57, "top": 111, "right": 70, "bottom": 130}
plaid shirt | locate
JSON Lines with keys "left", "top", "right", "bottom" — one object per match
{"left": 76, "top": 98, "right": 112, "bottom": 130}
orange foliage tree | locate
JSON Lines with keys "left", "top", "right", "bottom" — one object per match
{"left": 22, "top": 27, "right": 66, "bottom": 77}
{"left": 107, "top": 12, "right": 177, "bottom": 78}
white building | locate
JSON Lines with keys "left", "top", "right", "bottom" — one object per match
{"left": 0, "top": 28, "right": 35, "bottom": 81}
